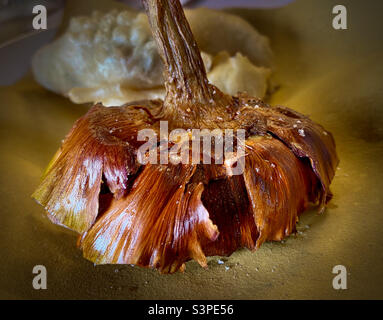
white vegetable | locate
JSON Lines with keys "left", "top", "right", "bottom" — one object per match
{"left": 32, "top": 8, "right": 273, "bottom": 105}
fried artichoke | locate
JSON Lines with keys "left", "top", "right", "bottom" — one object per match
{"left": 33, "top": 0, "right": 338, "bottom": 273}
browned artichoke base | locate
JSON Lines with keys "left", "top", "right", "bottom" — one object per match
{"left": 32, "top": 0, "right": 338, "bottom": 274}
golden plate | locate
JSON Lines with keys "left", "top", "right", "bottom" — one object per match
{"left": 0, "top": 0, "right": 382, "bottom": 299}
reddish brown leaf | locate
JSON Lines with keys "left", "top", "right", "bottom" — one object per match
{"left": 32, "top": 103, "right": 155, "bottom": 232}
{"left": 243, "top": 136, "right": 318, "bottom": 247}
{"left": 80, "top": 163, "right": 219, "bottom": 273}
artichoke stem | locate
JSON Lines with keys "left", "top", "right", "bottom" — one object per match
{"left": 142, "top": 0, "right": 229, "bottom": 121}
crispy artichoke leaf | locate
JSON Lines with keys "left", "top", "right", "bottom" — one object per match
{"left": 238, "top": 96, "right": 339, "bottom": 208}
{"left": 32, "top": 104, "right": 154, "bottom": 233}
{"left": 264, "top": 106, "right": 339, "bottom": 207}
{"left": 80, "top": 163, "right": 219, "bottom": 273}
{"left": 243, "top": 136, "right": 317, "bottom": 248}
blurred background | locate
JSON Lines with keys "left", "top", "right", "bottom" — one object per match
{"left": 0, "top": 0, "right": 294, "bottom": 85}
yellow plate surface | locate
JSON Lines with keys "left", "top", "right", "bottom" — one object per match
{"left": 0, "top": 0, "right": 382, "bottom": 299}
